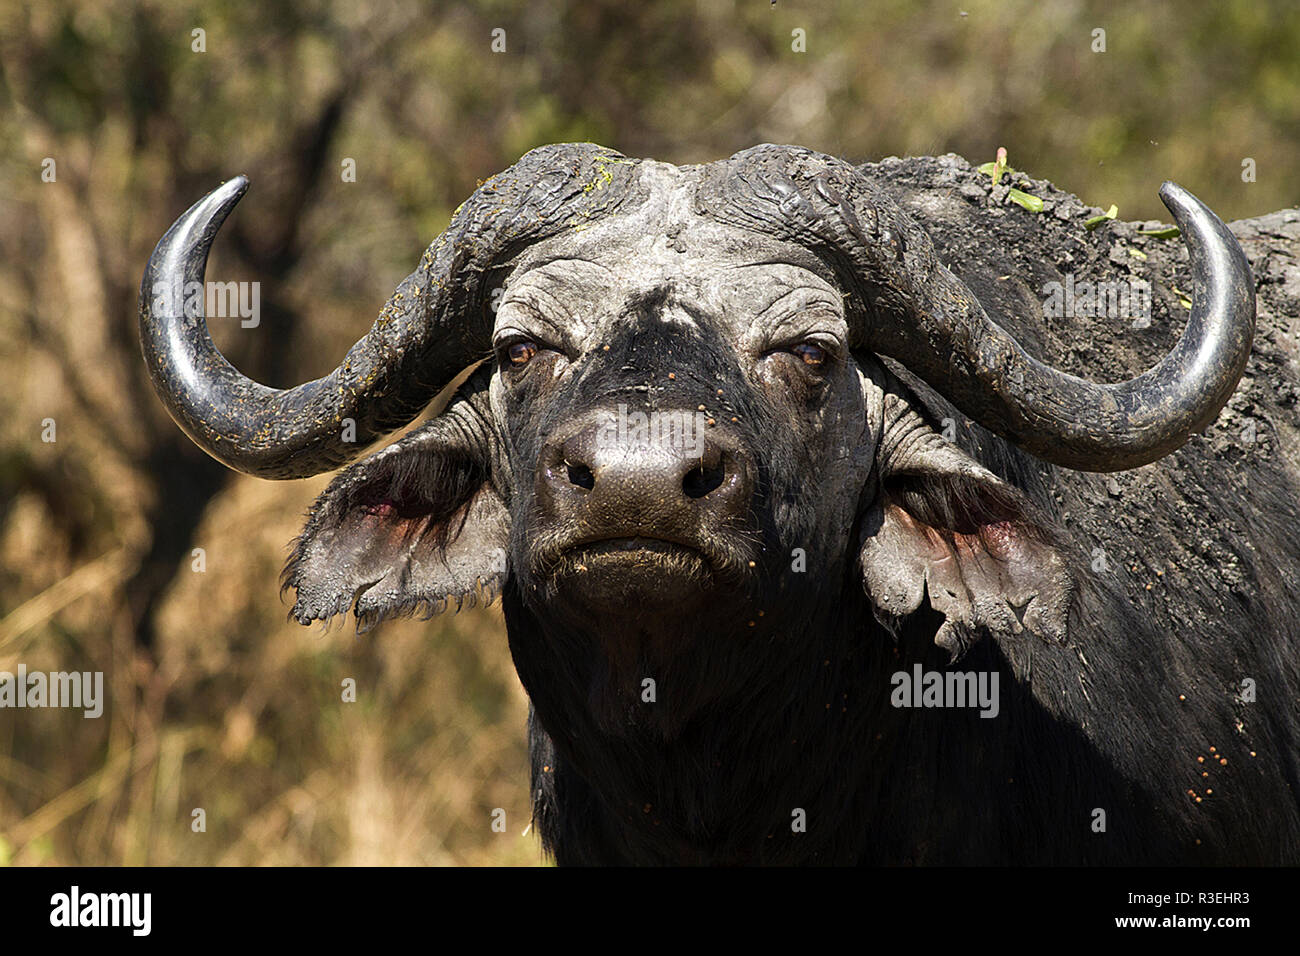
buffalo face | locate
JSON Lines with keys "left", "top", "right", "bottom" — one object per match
{"left": 493, "top": 194, "right": 877, "bottom": 650}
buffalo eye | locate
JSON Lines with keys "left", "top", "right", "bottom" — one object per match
{"left": 506, "top": 341, "right": 539, "bottom": 366}
{"left": 791, "top": 342, "right": 827, "bottom": 367}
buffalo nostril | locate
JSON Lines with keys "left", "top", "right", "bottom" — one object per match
{"left": 682, "top": 460, "right": 726, "bottom": 499}
{"left": 566, "top": 460, "right": 596, "bottom": 490}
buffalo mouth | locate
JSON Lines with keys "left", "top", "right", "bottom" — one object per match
{"left": 533, "top": 530, "right": 753, "bottom": 594}
{"left": 567, "top": 536, "right": 708, "bottom": 568}
{"left": 556, "top": 535, "right": 709, "bottom": 575}
{"left": 537, "top": 536, "right": 722, "bottom": 621}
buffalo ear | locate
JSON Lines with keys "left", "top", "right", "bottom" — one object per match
{"left": 283, "top": 373, "right": 509, "bottom": 631}
{"left": 858, "top": 390, "right": 1071, "bottom": 661}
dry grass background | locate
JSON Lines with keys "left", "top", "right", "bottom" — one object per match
{"left": 2, "top": 469, "right": 537, "bottom": 865}
{"left": 0, "top": 0, "right": 1297, "bottom": 865}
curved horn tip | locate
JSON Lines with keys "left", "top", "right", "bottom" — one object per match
{"left": 201, "top": 174, "right": 251, "bottom": 219}
{"left": 1157, "top": 180, "right": 1213, "bottom": 227}
{"left": 173, "top": 175, "right": 251, "bottom": 236}
{"left": 1157, "top": 179, "right": 1181, "bottom": 203}
{"left": 144, "top": 175, "right": 252, "bottom": 276}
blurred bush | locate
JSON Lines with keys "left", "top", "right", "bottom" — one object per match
{"left": 0, "top": 0, "right": 1296, "bottom": 865}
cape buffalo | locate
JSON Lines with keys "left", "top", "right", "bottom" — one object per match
{"left": 138, "top": 144, "right": 1300, "bottom": 864}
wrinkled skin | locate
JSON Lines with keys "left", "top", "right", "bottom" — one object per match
{"left": 496, "top": 173, "right": 873, "bottom": 726}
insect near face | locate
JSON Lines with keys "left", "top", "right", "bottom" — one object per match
{"left": 138, "top": 143, "right": 1300, "bottom": 865}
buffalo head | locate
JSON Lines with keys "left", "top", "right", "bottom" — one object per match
{"left": 139, "top": 144, "right": 1254, "bottom": 738}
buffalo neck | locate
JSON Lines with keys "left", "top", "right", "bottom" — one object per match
{"left": 502, "top": 582, "right": 900, "bottom": 863}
